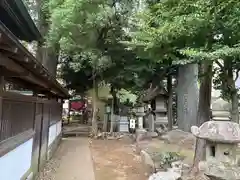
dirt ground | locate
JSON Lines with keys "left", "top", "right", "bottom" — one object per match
{"left": 36, "top": 131, "right": 199, "bottom": 180}
{"left": 90, "top": 137, "right": 147, "bottom": 180}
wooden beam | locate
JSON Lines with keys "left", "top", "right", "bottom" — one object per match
{"left": 5, "top": 77, "right": 45, "bottom": 93}
{"left": 0, "top": 67, "right": 29, "bottom": 77}
{"left": 24, "top": 57, "right": 29, "bottom": 63}
{"left": 0, "top": 43, "right": 18, "bottom": 54}
{"left": 0, "top": 53, "right": 28, "bottom": 76}
{"left": 0, "top": 44, "right": 34, "bottom": 67}
{"left": 0, "top": 24, "right": 68, "bottom": 98}
{"left": 0, "top": 53, "right": 49, "bottom": 89}
{"left": 0, "top": 74, "right": 3, "bottom": 132}
{"left": 0, "top": 33, "right": 3, "bottom": 43}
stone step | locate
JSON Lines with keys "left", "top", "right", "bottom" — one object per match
{"left": 63, "top": 131, "right": 89, "bottom": 137}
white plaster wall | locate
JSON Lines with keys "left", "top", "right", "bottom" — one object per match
{"left": 0, "top": 138, "right": 33, "bottom": 180}
{"left": 48, "top": 124, "right": 57, "bottom": 147}
{"left": 48, "top": 121, "right": 62, "bottom": 147}
{"left": 56, "top": 121, "right": 62, "bottom": 136}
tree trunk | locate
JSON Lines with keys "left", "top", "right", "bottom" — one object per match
{"left": 67, "top": 100, "right": 71, "bottom": 124}
{"left": 35, "top": 0, "right": 59, "bottom": 78}
{"left": 91, "top": 74, "right": 98, "bottom": 136}
{"left": 228, "top": 63, "right": 239, "bottom": 123}
{"left": 110, "top": 86, "right": 117, "bottom": 133}
{"left": 43, "top": 44, "right": 60, "bottom": 77}
{"left": 110, "top": 98, "right": 114, "bottom": 133}
{"left": 231, "top": 89, "right": 239, "bottom": 123}
{"left": 177, "top": 64, "right": 199, "bottom": 132}
{"left": 103, "top": 113, "right": 108, "bottom": 132}
{"left": 35, "top": 0, "right": 48, "bottom": 63}
{"left": 0, "top": 76, "right": 4, "bottom": 91}
{"left": 167, "top": 74, "right": 173, "bottom": 130}
{"left": 192, "top": 61, "right": 212, "bottom": 173}
{"left": 222, "top": 59, "right": 239, "bottom": 123}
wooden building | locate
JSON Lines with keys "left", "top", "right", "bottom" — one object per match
{"left": 0, "top": 1, "right": 69, "bottom": 180}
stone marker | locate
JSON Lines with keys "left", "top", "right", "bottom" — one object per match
{"left": 141, "top": 150, "right": 156, "bottom": 175}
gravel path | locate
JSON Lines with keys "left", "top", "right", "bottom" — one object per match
{"left": 36, "top": 137, "right": 95, "bottom": 180}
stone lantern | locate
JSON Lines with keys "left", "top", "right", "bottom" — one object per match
{"left": 136, "top": 106, "right": 145, "bottom": 129}
{"left": 211, "top": 98, "right": 231, "bottom": 121}
{"left": 191, "top": 121, "right": 240, "bottom": 180}
{"left": 142, "top": 86, "right": 168, "bottom": 132}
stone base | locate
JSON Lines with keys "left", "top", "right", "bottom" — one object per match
{"left": 135, "top": 129, "right": 152, "bottom": 142}
{"left": 156, "top": 125, "right": 168, "bottom": 136}
{"left": 148, "top": 171, "right": 181, "bottom": 180}
{"left": 199, "top": 161, "right": 240, "bottom": 180}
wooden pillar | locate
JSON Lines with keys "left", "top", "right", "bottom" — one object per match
{"left": 60, "top": 98, "right": 63, "bottom": 123}
{"left": 0, "top": 75, "right": 4, "bottom": 129}
{"left": 66, "top": 100, "right": 70, "bottom": 124}
{"left": 32, "top": 91, "right": 38, "bottom": 127}
{"left": 33, "top": 92, "right": 38, "bottom": 97}
{"left": 0, "top": 76, "right": 4, "bottom": 92}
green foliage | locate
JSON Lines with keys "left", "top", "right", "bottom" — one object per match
{"left": 127, "top": 0, "right": 240, "bottom": 100}
{"left": 150, "top": 151, "right": 183, "bottom": 169}
{"left": 31, "top": 0, "right": 240, "bottom": 100}
{"left": 44, "top": 0, "right": 159, "bottom": 94}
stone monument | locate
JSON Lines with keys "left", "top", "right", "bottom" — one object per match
{"left": 191, "top": 121, "right": 240, "bottom": 180}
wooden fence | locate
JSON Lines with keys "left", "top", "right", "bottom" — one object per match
{"left": 0, "top": 92, "right": 62, "bottom": 143}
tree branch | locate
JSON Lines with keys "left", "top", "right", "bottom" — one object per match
{"left": 215, "top": 60, "right": 224, "bottom": 70}
{"left": 235, "top": 69, "right": 240, "bottom": 82}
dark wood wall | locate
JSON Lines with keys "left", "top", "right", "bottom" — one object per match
{"left": 0, "top": 91, "right": 62, "bottom": 150}
{"left": 0, "top": 93, "right": 35, "bottom": 142}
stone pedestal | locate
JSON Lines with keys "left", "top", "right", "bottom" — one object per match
{"left": 136, "top": 106, "right": 145, "bottom": 129}
{"left": 211, "top": 98, "right": 231, "bottom": 121}
{"left": 138, "top": 116, "right": 143, "bottom": 129}
{"left": 199, "top": 160, "right": 240, "bottom": 180}
{"left": 119, "top": 116, "right": 129, "bottom": 132}
{"left": 155, "top": 96, "right": 168, "bottom": 131}
{"left": 212, "top": 110, "right": 230, "bottom": 121}
{"left": 148, "top": 113, "right": 155, "bottom": 132}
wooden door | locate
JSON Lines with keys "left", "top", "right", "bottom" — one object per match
{"left": 31, "top": 103, "right": 43, "bottom": 174}
{"left": 39, "top": 103, "right": 50, "bottom": 170}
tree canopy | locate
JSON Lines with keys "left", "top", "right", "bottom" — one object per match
{"left": 42, "top": 0, "right": 151, "bottom": 94}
